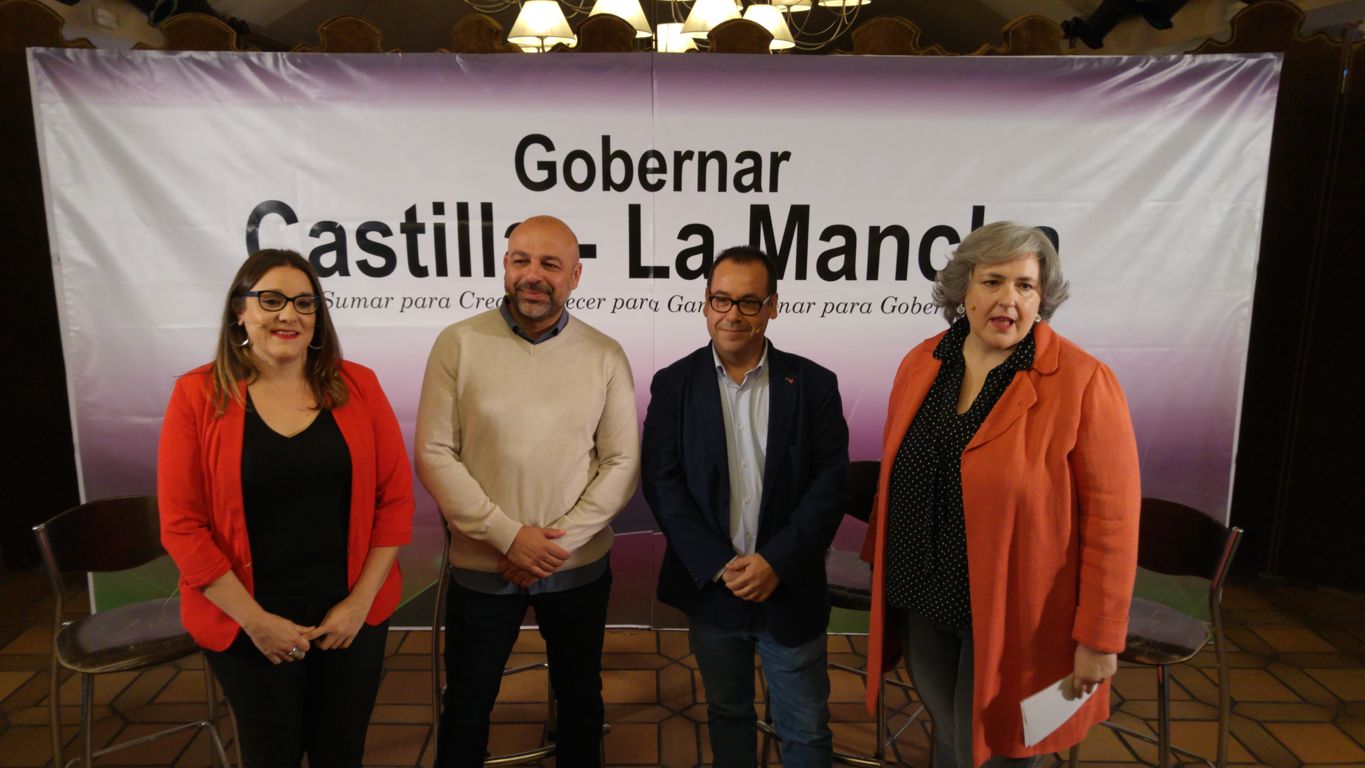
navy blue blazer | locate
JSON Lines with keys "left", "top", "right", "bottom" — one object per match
{"left": 642, "top": 342, "right": 849, "bottom": 646}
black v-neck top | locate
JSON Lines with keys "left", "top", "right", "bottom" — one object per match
{"left": 885, "top": 319, "right": 1036, "bottom": 630}
{"left": 241, "top": 399, "right": 352, "bottom": 620}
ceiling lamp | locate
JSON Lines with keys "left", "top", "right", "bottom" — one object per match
{"left": 508, "top": 0, "right": 576, "bottom": 50}
{"left": 741, "top": 4, "right": 795, "bottom": 50}
{"left": 656, "top": 22, "right": 699, "bottom": 52}
{"left": 681, "top": 0, "right": 741, "bottom": 38}
{"left": 588, "top": 0, "right": 653, "bottom": 38}
{"left": 464, "top": 0, "right": 865, "bottom": 53}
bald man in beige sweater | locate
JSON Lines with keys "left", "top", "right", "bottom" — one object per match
{"left": 416, "top": 216, "right": 639, "bottom": 767}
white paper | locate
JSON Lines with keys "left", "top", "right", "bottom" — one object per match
{"left": 1020, "top": 675, "right": 1092, "bottom": 747}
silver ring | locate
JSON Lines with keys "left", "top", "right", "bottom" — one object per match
{"left": 287, "top": 647, "right": 302, "bottom": 659}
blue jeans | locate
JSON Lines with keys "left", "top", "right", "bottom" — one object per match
{"left": 689, "top": 616, "right": 833, "bottom": 768}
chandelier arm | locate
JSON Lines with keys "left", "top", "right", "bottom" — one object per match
{"left": 782, "top": 2, "right": 864, "bottom": 50}
{"left": 465, "top": 0, "right": 518, "bottom": 12}
{"left": 828, "top": 5, "right": 857, "bottom": 37}
{"left": 840, "top": 3, "right": 863, "bottom": 30}
{"left": 817, "top": 6, "right": 860, "bottom": 47}
{"left": 559, "top": 0, "right": 595, "bottom": 16}
{"left": 786, "top": 9, "right": 843, "bottom": 38}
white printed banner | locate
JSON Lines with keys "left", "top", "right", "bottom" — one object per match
{"left": 29, "top": 50, "right": 1280, "bottom": 617}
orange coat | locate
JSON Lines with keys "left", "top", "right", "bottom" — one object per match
{"left": 861, "top": 321, "right": 1140, "bottom": 765}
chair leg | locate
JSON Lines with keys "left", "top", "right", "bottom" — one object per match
{"left": 1214, "top": 617, "right": 1231, "bottom": 768}
{"left": 202, "top": 661, "right": 219, "bottom": 764}
{"left": 228, "top": 700, "right": 244, "bottom": 768}
{"left": 760, "top": 678, "right": 774, "bottom": 768}
{"left": 431, "top": 641, "right": 442, "bottom": 764}
{"left": 1067, "top": 744, "right": 1079, "bottom": 767}
{"left": 81, "top": 673, "right": 95, "bottom": 768}
{"left": 48, "top": 654, "right": 63, "bottom": 768}
{"left": 432, "top": 598, "right": 444, "bottom": 745}
{"left": 1156, "top": 665, "right": 1171, "bottom": 768}
{"left": 547, "top": 677, "right": 558, "bottom": 742}
{"left": 876, "top": 675, "right": 887, "bottom": 762}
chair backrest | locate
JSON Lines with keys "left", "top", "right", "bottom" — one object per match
{"left": 575, "top": 13, "right": 636, "bottom": 52}
{"left": 33, "top": 495, "right": 165, "bottom": 582}
{"left": 1137, "top": 497, "right": 1244, "bottom": 612}
{"left": 850, "top": 15, "right": 951, "bottom": 56}
{"left": 431, "top": 522, "right": 453, "bottom": 729}
{"left": 447, "top": 13, "right": 516, "bottom": 53}
{"left": 1137, "top": 498, "right": 1232, "bottom": 579}
{"left": 844, "top": 460, "right": 880, "bottom": 523}
{"left": 131, "top": 12, "right": 246, "bottom": 51}
{"left": 293, "top": 15, "right": 395, "bottom": 53}
{"left": 707, "top": 18, "right": 773, "bottom": 53}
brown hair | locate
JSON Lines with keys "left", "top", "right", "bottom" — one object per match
{"left": 211, "top": 249, "right": 347, "bottom": 415}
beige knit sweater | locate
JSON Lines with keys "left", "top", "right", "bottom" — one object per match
{"left": 415, "top": 308, "right": 640, "bottom": 573}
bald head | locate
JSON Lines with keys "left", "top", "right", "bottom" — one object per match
{"left": 503, "top": 215, "right": 582, "bottom": 336}
{"left": 510, "top": 216, "right": 579, "bottom": 262}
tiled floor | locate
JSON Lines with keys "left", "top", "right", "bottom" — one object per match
{"left": 0, "top": 571, "right": 1362, "bottom": 767}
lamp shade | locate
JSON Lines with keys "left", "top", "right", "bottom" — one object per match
{"left": 589, "top": 0, "right": 652, "bottom": 37}
{"left": 742, "top": 4, "right": 794, "bottom": 49}
{"left": 681, "top": 0, "right": 740, "bottom": 38}
{"left": 656, "top": 22, "right": 698, "bottom": 52}
{"left": 509, "top": 0, "right": 576, "bottom": 48}
{"left": 771, "top": 0, "right": 812, "bottom": 13}
{"left": 816, "top": 0, "right": 870, "bottom": 6}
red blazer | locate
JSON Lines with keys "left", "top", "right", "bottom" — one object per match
{"left": 861, "top": 322, "right": 1140, "bottom": 765}
{"left": 158, "top": 360, "right": 414, "bottom": 651}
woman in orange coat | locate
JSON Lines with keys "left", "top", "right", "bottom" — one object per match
{"left": 861, "top": 222, "right": 1140, "bottom": 767}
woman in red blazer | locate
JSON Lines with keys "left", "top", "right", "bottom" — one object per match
{"left": 158, "top": 249, "right": 414, "bottom": 768}
{"left": 861, "top": 222, "right": 1140, "bottom": 767}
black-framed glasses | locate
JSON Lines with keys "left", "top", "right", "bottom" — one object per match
{"left": 707, "top": 294, "right": 772, "bottom": 316}
{"left": 244, "top": 290, "right": 322, "bottom": 315}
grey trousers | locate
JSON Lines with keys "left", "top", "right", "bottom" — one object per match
{"left": 894, "top": 606, "right": 1044, "bottom": 768}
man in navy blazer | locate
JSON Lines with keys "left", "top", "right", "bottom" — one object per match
{"left": 643, "top": 245, "right": 849, "bottom": 768}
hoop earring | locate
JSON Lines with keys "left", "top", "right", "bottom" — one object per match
{"left": 308, "top": 339, "right": 323, "bottom": 350}
{"left": 955, "top": 304, "right": 965, "bottom": 315}
{"left": 237, "top": 335, "right": 250, "bottom": 347}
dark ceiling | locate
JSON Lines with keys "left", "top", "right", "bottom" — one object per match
{"left": 199, "top": 0, "right": 1362, "bottom": 53}
{"left": 211, "top": 0, "right": 1090, "bottom": 53}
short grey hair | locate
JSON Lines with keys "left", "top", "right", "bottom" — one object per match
{"left": 932, "top": 221, "right": 1070, "bottom": 324}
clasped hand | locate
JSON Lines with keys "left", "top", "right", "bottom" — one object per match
{"left": 1072, "top": 643, "right": 1118, "bottom": 697}
{"left": 245, "top": 594, "right": 373, "bottom": 663}
{"left": 243, "top": 611, "right": 313, "bottom": 665}
{"left": 722, "top": 554, "right": 780, "bottom": 602}
{"left": 304, "top": 595, "right": 369, "bottom": 650}
{"left": 499, "top": 525, "right": 571, "bottom": 588}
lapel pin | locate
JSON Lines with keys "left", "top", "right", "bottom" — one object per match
{"left": 785, "top": 376, "right": 795, "bottom": 384}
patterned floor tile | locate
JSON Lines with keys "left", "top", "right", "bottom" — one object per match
{"left": 1264, "top": 722, "right": 1365, "bottom": 764}
{"left": 1, "top": 578, "right": 1363, "bottom": 766}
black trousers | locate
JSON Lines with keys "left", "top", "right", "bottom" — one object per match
{"left": 204, "top": 619, "right": 388, "bottom": 768}
{"left": 436, "top": 566, "right": 611, "bottom": 768}
{"left": 894, "top": 607, "right": 1042, "bottom": 768}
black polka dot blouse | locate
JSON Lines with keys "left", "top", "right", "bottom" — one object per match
{"left": 885, "top": 318, "right": 1037, "bottom": 630}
